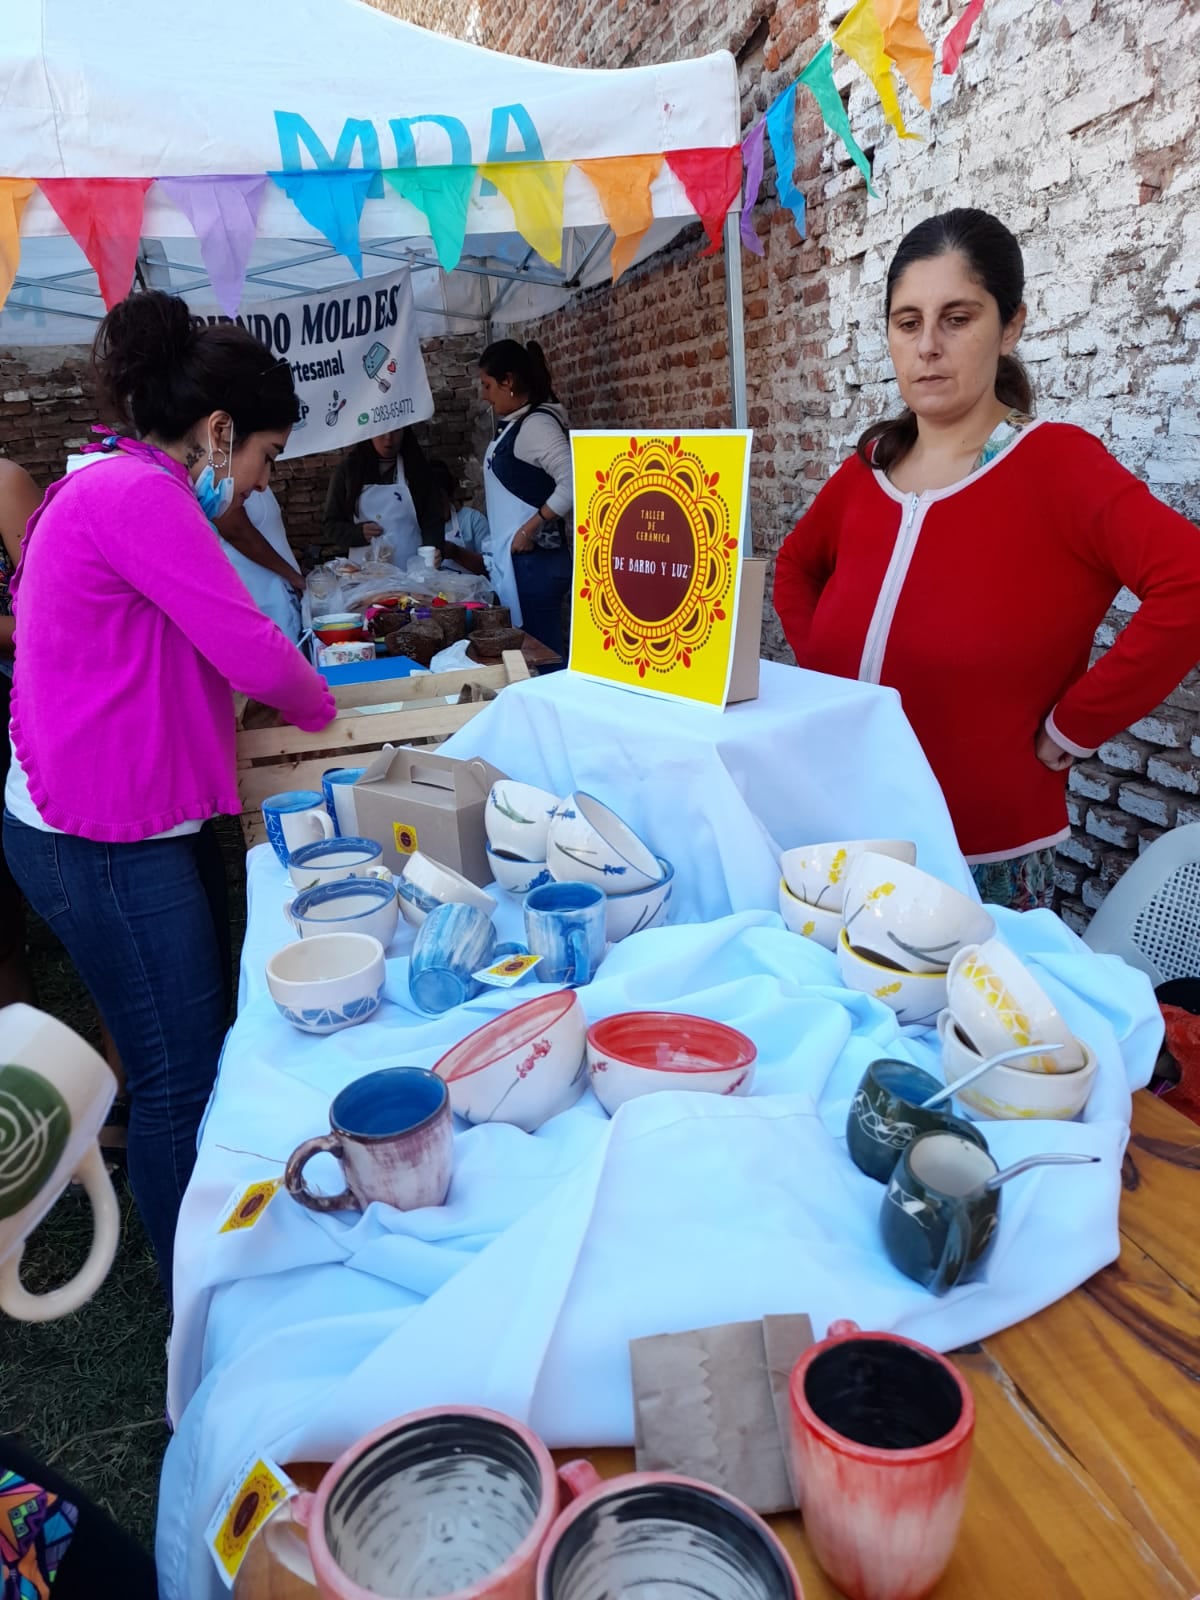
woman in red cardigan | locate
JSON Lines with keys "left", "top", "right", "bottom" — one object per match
{"left": 774, "top": 208, "right": 1200, "bottom": 911}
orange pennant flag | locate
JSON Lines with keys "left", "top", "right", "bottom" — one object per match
{"left": 834, "top": 0, "right": 919, "bottom": 140}
{"left": 0, "top": 180, "right": 36, "bottom": 313}
{"left": 38, "top": 178, "right": 154, "bottom": 308}
{"left": 874, "top": 0, "right": 934, "bottom": 110}
{"left": 576, "top": 155, "right": 664, "bottom": 282}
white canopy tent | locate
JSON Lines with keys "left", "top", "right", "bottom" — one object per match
{"left": 0, "top": 0, "right": 747, "bottom": 420}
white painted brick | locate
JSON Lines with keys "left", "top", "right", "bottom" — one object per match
{"left": 1176, "top": 804, "right": 1200, "bottom": 829}
{"left": 1169, "top": 407, "right": 1200, "bottom": 437}
{"left": 1082, "top": 877, "right": 1109, "bottom": 911}
{"left": 1117, "top": 784, "right": 1171, "bottom": 826}
{"left": 1111, "top": 411, "right": 1163, "bottom": 441}
{"left": 1069, "top": 767, "right": 1115, "bottom": 801}
{"left": 1058, "top": 834, "right": 1098, "bottom": 868}
{"left": 1129, "top": 715, "right": 1186, "bottom": 748}
{"left": 1147, "top": 755, "right": 1200, "bottom": 794}
{"left": 1060, "top": 903, "right": 1090, "bottom": 935}
{"left": 1085, "top": 808, "right": 1133, "bottom": 847}
{"left": 1113, "top": 588, "right": 1141, "bottom": 614}
{"left": 1098, "top": 739, "right": 1147, "bottom": 772}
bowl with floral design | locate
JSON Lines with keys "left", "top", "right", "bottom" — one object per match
{"left": 842, "top": 854, "right": 994, "bottom": 976}
{"left": 780, "top": 839, "right": 915, "bottom": 914}
{"left": 836, "top": 929, "right": 949, "bottom": 1029}
{"left": 778, "top": 878, "right": 842, "bottom": 950}
{"left": 586, "top": 1012, "right": 756, "bottom": 1116}
{"left": 432, "top": 989, "right": 588, "bottom": 1131}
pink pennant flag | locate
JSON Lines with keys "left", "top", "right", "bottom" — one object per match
{"left": 157, "top": 176, "right": 268, "bottom": 317}
{"left": 38, "top": 178, "right": 153, "bottom": 308}
{"left": 739, "top": 121, "right": 767, "bottom": 256}
{"left": 942, "top": 0, "right": 987, "bottom": 75}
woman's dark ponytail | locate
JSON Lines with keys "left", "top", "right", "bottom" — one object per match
{"left": 479, "top": 338, "right": 556, "bottom": 407}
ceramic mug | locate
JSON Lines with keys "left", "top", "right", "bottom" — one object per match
{"left": 285, "top": 1068, "right": 453, "bottom": 1213}
{"left": 788, "top": 1319, "right": 974, "bottom": 1600}
{"left": 846, "top": 1058, "right": 988, "bottom": 1184}
{"left": 538, "top": 1460, "right": 803, "bottom": 1600}
{"left": 294, "top": 1406, "right": 560, "bottom": 1600}
{"left": 409, "top": 902, "right": 499, "bottom": 1015}
{"left": 287, "top": 836, "right": 388, "bottom": 893}
{"left": 263, "top": 790, "right": 335, "bottom": 867}
{"left": 880, "top": 1129, "right": 1002, "bottom": 1296}
{"left": 287, "top": 878, "right": 399, "bottom": 952}
{"left": 524, "top": 882, "right": 607, "bottom": 989}
{"left": 321, "top": 766, "right": 368, "bottom": 838}
{"left": 0, "top": 1005, "right": 121, "bottom": 1322}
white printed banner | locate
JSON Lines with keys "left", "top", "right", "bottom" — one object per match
{"left": 190, "top": 269, "right": 433, "bottom": 460}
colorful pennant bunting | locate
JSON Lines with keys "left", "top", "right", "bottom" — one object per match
{"left": 269, "top": 169, "right": 377, "bottom": 274}
{"left": 37, "top": 178, "right": 153, "bottom": 309}
{"left": 942, "top": 0, "right": 988, "bottom": 75}
{"left": 834, "top": 0, "right": 919, "bottom": 141}
{"left": 799, "top": 41, "right": 878, "bottom": 197}
{"left": 576, "top": 155, "right": 664, "bottom": 282}
{"left": 383, "top": 165, "right": 476, "bottom": 272}
{"left": 739, "top": 123, "right": 767, "bottom": 256}
{"left": 0, "top": 179, "right": 36, "bottom": 314}
{"left": 664, "top": 148, "right": 741, "bottom": 256}
{"left": 874, "top": 0, "right": 935, "bottom": 110}
{"left": 765, "top": 86, "right": 806, "bottom": 239}
{"left": 478, "top": 162, "right": 569, "bottom": 266}
{"left": 157, "top": 175, "right": 268, "bottom": 317}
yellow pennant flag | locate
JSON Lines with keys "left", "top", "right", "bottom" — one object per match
{"left": 478, "top": 162, "right": 570, "bottom": 267}
{"left": 834, "top": 0, "right": 920, "bottom": 140}
{"left": 874, "top": 0, "right": 934, "bottom": 110}
{"left": 0, "top": 179, "right": 36, "bottom": 313}
{"left": 576, "top": 155, "right": 664, "bottom": 282}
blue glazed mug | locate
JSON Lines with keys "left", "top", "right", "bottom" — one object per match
{"left": 524, "top": 882, "right": 607, "bottom": 989}
{"left": 322, "top": 766, "right": 368, "bottom": 838}
{"left": 263, "top": 790, "right": 335, "bottom": 867}
{"left": 409, "top": 903, "right": 498, "bottom": 1016}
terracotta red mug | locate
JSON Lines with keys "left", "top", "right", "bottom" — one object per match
{"left": 293, "top": 1406, "right": 560, "bottom": 1600}
{"left": 788, "top": 1320, "right": 973, "bottom": 1600}
{"left": 538, "top": 1459, "right": 804, "bottom": 1600}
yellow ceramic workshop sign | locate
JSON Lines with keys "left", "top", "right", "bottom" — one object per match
{"left": 568, "top": 431, "right": 752, "bottom": 707}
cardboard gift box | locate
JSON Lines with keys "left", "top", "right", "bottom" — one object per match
{"left": 354, "top": 751, "right": 508, "bottom": 882}
{"left": 728, "top": 556, "right": 766, "bottom": 705}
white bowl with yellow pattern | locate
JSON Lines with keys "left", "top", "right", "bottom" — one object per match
{"left": 842, "top": 853, "right": 994, "bottom": 975}
{"left": 778, "top": 879, "right": 842, "bottom": 950}
{"left": 938, "top": 1012, "right": 1097, "bottom": 1119}
{"left": 780, "top": 838, "right": 916, "bottom": 914}
{"left": 946, "top": 938, "right": 1084, "bottom": 1072}
{"left": 836, "top": 928, "right": 948, "bottom": 1028}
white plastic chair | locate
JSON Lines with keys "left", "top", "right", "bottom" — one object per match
{"left": 1082, "top": 822, "right": 1200, "bottom": 984}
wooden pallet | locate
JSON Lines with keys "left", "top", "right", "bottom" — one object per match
{"left": 235, "top": 650, "right": 531, "bottom": 848}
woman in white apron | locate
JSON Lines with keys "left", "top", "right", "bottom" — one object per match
{"left": 321, "top": 427, "right": 441, "bottom": 568}
{"left": 479, "top": 340, "right": 572, "bottom": 665}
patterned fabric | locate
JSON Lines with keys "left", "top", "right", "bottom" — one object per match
{"left": 0, "top": 1471, "right": 78, "bottom": 1598}
{"left": 972, "top": 409, "right": 1034, "bottom": 472}
{"left": 970, "top": 846, "right": 1059, "bottom": 913}
{"left": 0, "top": 543, "right": 13, "bottom": 619}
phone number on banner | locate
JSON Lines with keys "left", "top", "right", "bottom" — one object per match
{"left": 363, "top": 399, "right": 419, "bottom": 426}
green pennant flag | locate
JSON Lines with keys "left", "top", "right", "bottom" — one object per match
{"left": 799, "top": 41, "right": 878, "bottom": 198}
{"left": 383, "top": 165, "right": 477, "bottom": 272}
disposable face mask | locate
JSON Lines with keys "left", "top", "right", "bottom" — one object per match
{"left": 194, "top": 425, "right": 235, "bottom": 520}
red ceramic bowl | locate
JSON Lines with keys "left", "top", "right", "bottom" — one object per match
{"left": 586, "top": 1012, "right": 756, "bottom": 1115}
{"left": 315, "top": 624, "right": 367, "bottom": 646}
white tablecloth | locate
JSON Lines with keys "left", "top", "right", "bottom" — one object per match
{"left": 157, "top": 667, "right": 1161, "bottom": 1600}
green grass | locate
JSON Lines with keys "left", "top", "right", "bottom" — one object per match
{"left": 1, "top": 818, "right": 248, "bottom": 1553}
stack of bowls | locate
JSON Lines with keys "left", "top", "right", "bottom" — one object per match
{"left": 484, "top": 780, "right": 560, "bottom": 897}
{"left": 836, "top": 853, "right": 995, "bottom": 1028}
{"left": 939, "top": 938, "right": 1097, "bottom": 1119}
{"left": 546, "top": 793, "right": 673, "bottom": 944}
{"left": 778, "top": 839, "right": 916, "bottom": 952}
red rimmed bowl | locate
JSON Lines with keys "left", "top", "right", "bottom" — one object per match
{"left": 586, "top": 1012, "right": 756, "bottom": 1116}
{"left": 432, "top": 990, "right": 588, "bottom": 1132}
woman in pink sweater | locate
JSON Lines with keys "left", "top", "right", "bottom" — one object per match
{"left": 3, "top": 291, "right": 335, "bottom": 1298}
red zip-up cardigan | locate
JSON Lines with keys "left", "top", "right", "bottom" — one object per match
{"left": 774, "top": 421, "right": 1200, "bottom": 862}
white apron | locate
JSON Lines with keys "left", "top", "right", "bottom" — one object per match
{"left": 482, "top": 433, "right": 532, "bottom": 627}
{"left": 356, "top": 465, "right": 421, "bottom": 570}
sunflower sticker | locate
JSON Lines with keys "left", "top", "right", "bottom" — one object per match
{"left": 217, "top": 1178, "right": 282, "bottom": 1235}
{"left": 393, "top": 822, "right": 419, "bottom": 854}
{"left": 205, "top": 1454, "right": 296, "bottom": 1585}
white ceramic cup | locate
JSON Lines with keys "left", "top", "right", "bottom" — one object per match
{"left": 778, "top": 878, "right": 842, "bottom": 951}
{"left": 417, "top": 545, "right": 439, "bottom": 568}
{"left": 266, "top": 933, "right": 387, "bottom": 1035}
{"left": 938, "top": 1012, "right": 1098, "bottom": 1119}
{"left": 946, "top": 939, "right": 1084, "bottom": 1071}
{"left": 433, "top": 990, "right": 589, "bottom": 1131}
{"left": 842, "top": 853, "right": 995, "bottom": 975}
{"left": 546, "top": 793, "right": 662, "bottom": 894}
{"left": 485, "top": 781, "right": 562, "bottom": 862}
{"left": 402, "top": 850, "right": 496, "bottom": 916}
{"left": 780, "top": 838, "right": 917, "bottom": 914}
{"left": 0, "top": 1005, "right": 120, "bottom": 1323}
{"left": 287, "top": 879, "right": 400, "bottom": 952}
{"left": 836, "top": 928, "right": 949, "bottom": 1029}
{"left": 287, "top": 837, "right": 390, "bottom": 893}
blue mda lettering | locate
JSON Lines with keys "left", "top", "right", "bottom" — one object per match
{"left": 274, "top": 112, "right": 384, "bottom": 199}
{"left": 481, "top": 104, "right": 545, "bottom": 197}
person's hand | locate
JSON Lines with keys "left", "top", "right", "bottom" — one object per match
{"left": 286, "top": 568, "right": 305, "bottom": 594}
{"left": 1036, "top": 724, "right": 1074, "bottom": 771}
{"left": 361, "top": 521, "right": 384, "bottom": 540}
{"left": 511, "top": 521, "right": 537, "bottom": 555}
{"left": 433, "top": 549, "right": 443, "bottom": 569}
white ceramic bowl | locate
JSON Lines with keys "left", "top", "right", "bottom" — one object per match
{"left": 402, "top": 850, "right": 495, "bottom": 916}
{"left": 397, "top": 876, "right": 440, "bottom": 927}
{"left": 432, "top": 990, "right": 588, "bottom": 1131}
{"left": 938, "top": 1012, "right": 1098, "bottom": 1120}
{"left": 778, "top": 879, "right": 842, "bottom": 951}
{"left": 842, "top": 853, "right": 995, "bottom": 975}
{"left": 780, "top": 839, "right": 916, "bottom": 913}
{"left": 266, "top": 933, "right": 386, "bottom": 1035}
{"left": 946, "top": 938, "right": 1084, "bottom": 1072}
{"left": 547, "top": 793, "right": 662, "bottom": 894}
{"left": 287, "top": 878, "right": 399, "bottom": 951}
{"left": 485, "top": 781, "right": 561, "bottom": 862}
{"left": 836, "top": 928, "right": 948, "bottom": 1028}
{"left": 486, "top": 844, "right": 553, "bottom": 898}
{"left": 287, "top": 836, "right": 387, "bottom": 892}
{"left": 605, "top": 857, "right": 674, "bottom": 943}
{"left": 586, "top": 1012, "right": 757, "bottom": 1116}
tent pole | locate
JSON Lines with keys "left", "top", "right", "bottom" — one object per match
{"left": 723, "top": 210, "right": 748, "bottom": 429}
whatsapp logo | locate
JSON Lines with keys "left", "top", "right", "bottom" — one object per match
{"left": 357, "top": 413, "right": 370, "bottom": 425}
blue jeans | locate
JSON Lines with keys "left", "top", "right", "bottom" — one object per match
{"left": 3, "top": 814, "right": 230, "bottom": 1299}
{"left": 514, "top": 544, "right": 572, "bottom": 669}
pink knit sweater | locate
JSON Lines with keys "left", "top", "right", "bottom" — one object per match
{"left": 10, "top": 440, "right": 335, "bottom": 842}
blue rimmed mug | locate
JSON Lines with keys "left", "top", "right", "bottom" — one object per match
{"left": 409, "top": 903, "right": 501, "bottom": 1015}
{"left": 524, "top": 881, "right": 607, "bottom": 989}
{"left": 263, "top": 790, "right": 335, "bottom": 867}
{"left": 322, "top": 766, "right": 368, "bottom": 837}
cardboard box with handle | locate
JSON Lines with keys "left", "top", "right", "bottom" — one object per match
{"left": 354, "top": 751, "right": 508, "bottom": 883}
